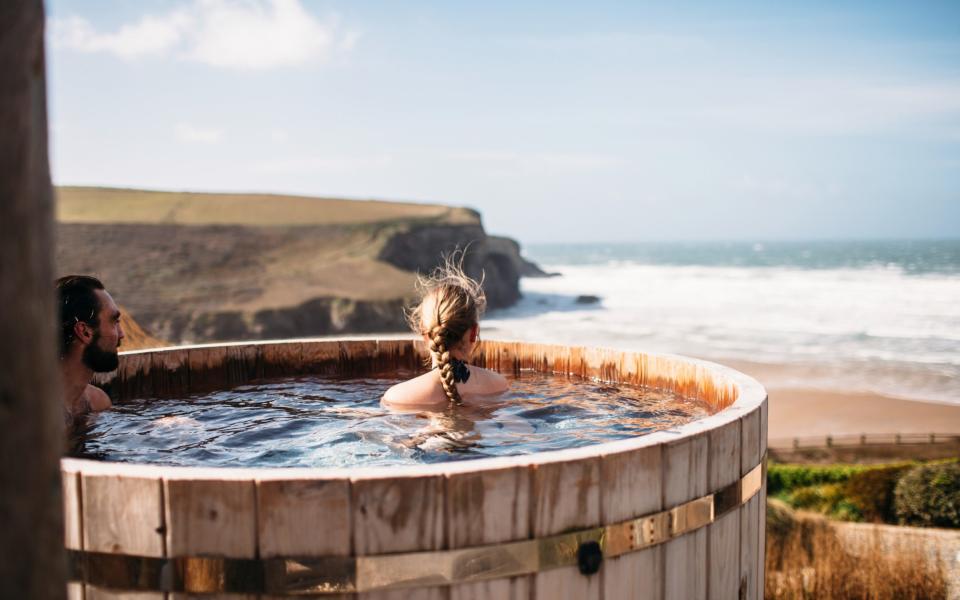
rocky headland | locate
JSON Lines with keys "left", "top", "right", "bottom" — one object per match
{"left": 55, "top": 186, "right": 546, "bottom": 344}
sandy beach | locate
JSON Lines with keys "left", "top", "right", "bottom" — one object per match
{"left": 725, "top": 360, "right": 960, "bottom": 443}
{"left": 765, "top": 388, "right": 960, "bottom": 442}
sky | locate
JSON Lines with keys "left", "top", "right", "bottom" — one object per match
{"left": 45, "top": 0, "right": 960, "bottom": 243}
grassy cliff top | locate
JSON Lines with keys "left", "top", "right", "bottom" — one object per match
{"left": 56, "top": 186, "right": 480, "bottom": 227}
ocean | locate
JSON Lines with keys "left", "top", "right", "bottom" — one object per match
{"left": 484, "top": 240, "right": 960, "bottom": 406}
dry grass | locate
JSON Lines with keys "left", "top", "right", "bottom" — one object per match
{"left": 765, "top": 500, "right": 948, "bottom": 599}
{"left": 119, "top": 309, "right": 169, "bottom": 351}
{"left": 55, "top": 186, "right": 480, "bottom": 227}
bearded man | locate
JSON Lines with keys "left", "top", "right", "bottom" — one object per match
{"left": 57, "top": 275, "right": 124, "bottom": 423}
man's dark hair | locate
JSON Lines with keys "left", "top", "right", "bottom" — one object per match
{"left": 56, "top": 275, "right": 105, "bottom": 358}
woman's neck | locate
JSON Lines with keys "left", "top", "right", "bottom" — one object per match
{"left": 431, "top": 347, "right": 470, "bottom": 368}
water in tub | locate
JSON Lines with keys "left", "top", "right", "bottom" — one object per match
{"left": 70, "top": 372, "right": 709, "bottom": 468}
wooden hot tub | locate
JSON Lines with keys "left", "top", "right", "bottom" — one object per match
{"left": 63, "top": 339, "right": 768, "bottom": 599}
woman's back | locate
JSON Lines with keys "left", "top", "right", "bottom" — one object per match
{"left": 382, "top": 254, "right": 508, "bottom": 410}
{"left": 383, "top": 366, "right": 508, "bottom": 410}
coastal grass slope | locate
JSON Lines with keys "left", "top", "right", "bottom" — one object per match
{"left": 55, "top": 186, "right": 534, "bottom": 344}
{"left": 56, "top": 186, "right": 480, "bottom": 227}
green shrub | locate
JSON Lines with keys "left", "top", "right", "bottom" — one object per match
{"left": 785, "top": 485, "right": 826, "bottom": 510}
{"left": 783, "top": 483, "right": 862, "bottom": 521}
{"left": 844, "top": 463, "right": 913, "bottom": 523}
{"left": 895, "top": 462, "right": 960, "bottom": 528}
{"left": 770, "top": 459, "right": 960, "bottom": 526}
{"left": 767, "top": 463, "right": 860, "bottom": 495}
{"left": 830, "top": 497, "right": 863, "bottom": 522}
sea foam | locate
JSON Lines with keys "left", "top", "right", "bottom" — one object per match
{"left": 486, "top": 253, "right": 960, "bottom": 405}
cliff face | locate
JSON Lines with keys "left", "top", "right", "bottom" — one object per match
{"left": 377, "top": 223, "right": 548, "bottom": 309}
{"left": 55, "top": 187, "right": 543, "bottom": 344}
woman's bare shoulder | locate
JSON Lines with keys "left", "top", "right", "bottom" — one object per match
{"left": 382, "top": 371, "right": 446, "bottom": 410}
{"left": 467, "top": 367, "right": 508, "bottom": 394}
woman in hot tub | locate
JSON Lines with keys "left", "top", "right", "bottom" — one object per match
{"left": 383, "top": 257, "right": 508, "bottom": 409}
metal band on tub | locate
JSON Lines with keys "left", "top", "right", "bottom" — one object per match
{"left": 68, "top": 455, "right": 766, "bottom": 595}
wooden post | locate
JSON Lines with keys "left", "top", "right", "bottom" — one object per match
{"left": 0, "top": 2, "right": 65, "bottom": 599}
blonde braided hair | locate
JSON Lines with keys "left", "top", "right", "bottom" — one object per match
{"left": 407, "top": 254, "right": 486, "bottom": 405}
{"left": 428, "top": 323, "right": 461, "bottom": 404}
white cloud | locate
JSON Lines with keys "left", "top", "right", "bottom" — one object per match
{"left": 48, "top": 0, "right": 357, "bottom": 69}
{"left": 175, "top": 123, "right": 222, "bottom": 144}
{"left": 186, "top": 0, "right": 340, "bottom": 69}
{"left": 49, "top": 13, "right": 190, "bottom": 59}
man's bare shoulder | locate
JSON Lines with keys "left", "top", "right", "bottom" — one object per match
{"left": 84, "top": 384, "right": 112, "bottom": 411}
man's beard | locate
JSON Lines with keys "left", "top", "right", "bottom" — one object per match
{"left": 82, "top": 332, "right": 119, "bottom": 372}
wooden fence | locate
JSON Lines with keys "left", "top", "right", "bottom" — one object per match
{"left": 768, "top": 433, "right": 960, "bottom": 465}
{"left": 769, "top": 433, "right": 960, "bottom": 450}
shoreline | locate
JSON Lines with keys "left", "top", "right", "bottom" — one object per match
{"left": 765, "top": 388, "right": 960, "bottom": 443}
{"left": 723, "top": 359, "right": 960, "bottom": 442}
